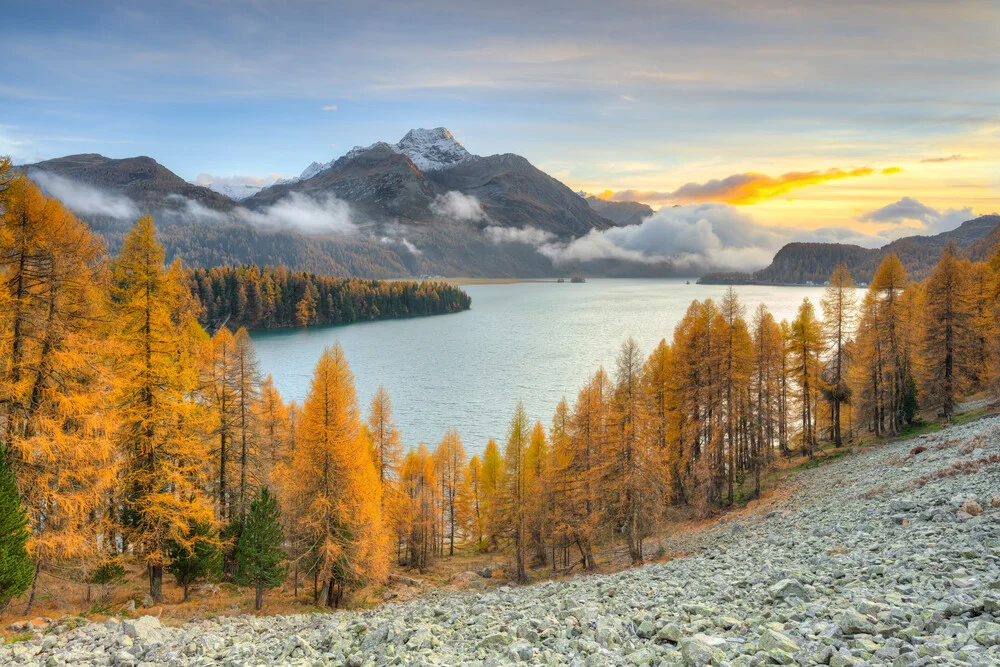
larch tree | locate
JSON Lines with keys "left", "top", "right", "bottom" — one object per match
{"left": 368, "top": 385, "right": 403, "bottom": 497}
{"left": 110, "top": 216, "right": 214, "bottom": 602}
{"left": 232, "top": 327, "right": 261, "bottom": 527}
{"left": 479, "top": 438, "right": 504, "bottom": 551}
{"left": 255, "top": 375, "right": 290, "bottom": 489}
{"left": 282, "top": 344, "right": 387, "bottom": 607}
{"left": 525, "top": 420, "right": 548, "bottom": 566}
{"left": 789, "top": 299, "right": 822, "bottom": 458}
{"left": 749, "top": 305, "right": 784, "bottom": 497}
{"left": 546, "top": 397, "right": 573, "bottom": 570}
{"left": 606, "top": 337, "right": 658, "bottom": 564}
{"left": 720, "top": 289, "right": 746, "bottom": 505}
{"left": 465, "top": 455, "right": 484, "bottom": 546}
{"left": 870, "top": 253, "right": 913, "bottom": 434}
{"left": 918, "top": 242, "right": 973, "bottom": 420}
{"left": 399, "top": 444, "right": 437, "bottom": 571}
{"left": 435, "top": 428, "right": 466, "bottom": 556}
{"left": 988, "top": 247, "right": 1000, "bottom": 397}
{"left": 502, "top": 401, "right": 531, "bottom": 583}
{"left": 204, "top": 326, "right": 238, "bottom": 521}
{"left": 821, "top": 263, "right": 856, "bottom": 447}
{"left": 0, "top": 177, "right": 117, "bottom": 611}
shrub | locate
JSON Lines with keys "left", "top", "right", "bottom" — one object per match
{"left": 961, "top": 499, "right": 983, "bottom": 516}
{"left": 909, "top": 445, "right": 927, "bottom": 457}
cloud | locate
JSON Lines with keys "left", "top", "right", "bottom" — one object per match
{"left": 29, "top": 169, "right": 139, "bottom": 219}
{"left": 238, "top": 192, "right": 355, "bottom": 233}
{"left": 322, "top": 104, "right": 338, "bottom": 111}
{"left": 596, "top": 166, "right": 900, "bottom": 206}
{"left": 919, "top": 154, "right": 967, "bottom": 163}
{"left": 161, "top": 193, "right": 229, "bottom": 224}
{"left": 537, "top": 203, "right": 785, "bottom": 271}
{"left": 858, "top": 196, "right": 973, "bottom": 233}
{"left": 430, "top": 191, "right": 487, "bottom": 221}
{"left": 485, "top": 225, "right": 555, "bottom": 245}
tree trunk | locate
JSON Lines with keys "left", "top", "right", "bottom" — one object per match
{"left": 24, "top": 562, "right": 41, "bottom": 614}
{"left": 149, "top": 564, "right": 164, "bottom": 602}
{"left": 255, "top": 581, "right": 263, "bottom": 610}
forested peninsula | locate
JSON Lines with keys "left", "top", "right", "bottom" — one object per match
{"left": 187, "top": 266, "right": 471, "bottom": 331}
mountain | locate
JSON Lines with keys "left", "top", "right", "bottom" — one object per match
{"left": 272, "top": 127, "right": 472, "bottom": 188}
{"left": 702, "top": 214, "right": 1000, "bottom": 285}
{"left": 246, "top": 130, "right": 612, "bottom": 239}
{"left": 394, "top": 127, "right": 472, "bottom": 171}
{"left": 584, "top": 196, "right": 653, "bottom": 227}
{"left": 204, "top": 181, "right": 264, "bottom": 201}
{"left": 247, "top": 142, "right": 438, "bottom": 222}
{"left": 966, "top": 218, "right": 1000, "bottom": 262}
{"left": 21, "top": 129, "right": 619, "bottom": 278}
{"left": 429, "top": 153, "right": 611, "bottom": 238}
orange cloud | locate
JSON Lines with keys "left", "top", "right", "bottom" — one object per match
{"left": 597, "top": 166, "right": 901, "bottom": 205}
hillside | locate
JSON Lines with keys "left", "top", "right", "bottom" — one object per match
{"left": 703, "top": 214, "right": 1000, "bottom": 284}
{"left": 6, "top": 413, "right": 999, "bottom": 665}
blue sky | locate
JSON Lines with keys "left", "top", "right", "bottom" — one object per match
{"left": 3, "top": 0, "right": 998, "bottom": 231}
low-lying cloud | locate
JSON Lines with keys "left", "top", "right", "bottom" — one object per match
{"left": 859, "top": 196, "right": 972, "bottom": 235}
{"left": 31, "top": 171, "right": 358, "bottom": 235}
{"left": 537, "top": 203, "right": 786, "bottom": 272}
{"left": 595, "top": 166, "right": 900, "bottom": 206}
{"left": 30, "top": 169, "right": 139, "bottom": 219}
{"left": 485, "top": 225, "right": 555, "bottom": 245}
{"left": 431, "top": 191, "right": 487, "bottom": 221}
{"left": 237, "top": 192, "right": 355, "bottom": 233}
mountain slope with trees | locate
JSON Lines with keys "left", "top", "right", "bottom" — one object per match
{"left": 702, "top": 214, "right": 1000, "bottom": 284}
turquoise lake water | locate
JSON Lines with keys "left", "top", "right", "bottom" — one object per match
{"left": 251, "top": 279, "right": 831, "bottom": 454}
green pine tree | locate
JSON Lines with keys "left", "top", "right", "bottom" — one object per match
{"left": 235, "top": 487, "right": 286, "bottom": 610}
{"left": 0, "top": 453, "right": 34, "bottom": 616}
{"left": 166, "top": 522, "right": 221, "bottom": 602}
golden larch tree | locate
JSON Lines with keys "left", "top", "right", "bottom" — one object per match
{"left": 282, "top": 343, "right": 387, "bottom": 607}
{"left": 110, "top": 216, "right": 214, "bottom": 602}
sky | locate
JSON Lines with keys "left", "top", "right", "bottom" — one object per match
{"left": 2, "top": 0, "right": 998, "bottom": 240}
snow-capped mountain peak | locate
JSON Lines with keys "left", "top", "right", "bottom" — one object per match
{"left": 268, "top": 127, "right": 476, "bottom": 191}
{"left": 394, "top": 127, "right": 472, "bottom": 171}
{"left": 202, "top": 181, "right": 264, "bottom": 201}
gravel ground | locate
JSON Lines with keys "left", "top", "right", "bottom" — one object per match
{"left": 4, "top": 415, "right": 1000, "bottom": 666}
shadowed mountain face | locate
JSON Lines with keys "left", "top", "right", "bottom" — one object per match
{"left": 246, "top": 144, "right": 438, "bottom": 223}
{"left": 585, "top": 197, "right": 653, "bottom": 227}
{"left": 26, "top": 153, "right": 235, "bottom": 213}
{"left": 428, "top": 154, "right": 612, "bottom": 238}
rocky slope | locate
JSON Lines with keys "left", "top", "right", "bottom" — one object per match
{"left": 5, "top": 414, "right": 999, "bottom": 666}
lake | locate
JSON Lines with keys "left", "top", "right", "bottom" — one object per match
{"left": 251, "top": 279, "right": 831, "bottom": 454}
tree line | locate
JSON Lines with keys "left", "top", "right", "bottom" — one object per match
{"left": 187, "top": 265, "right": 470, "bottom": 330}
{"left": 2, "top": 156, "right": 1000, "bottom": 614}
{"left": 382, "top": 245, "right": 1000, "bottom": 583}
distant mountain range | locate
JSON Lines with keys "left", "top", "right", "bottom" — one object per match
{"left": 700, "top": 214, "right": 1000, "bottom": 285}
{"left": 23, "top": 128, "right": 657, "bottom": 278}
{"left": 20, "top": 128, "right": 999, "bottom": 280}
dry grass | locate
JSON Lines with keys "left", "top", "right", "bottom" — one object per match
{"left": 911, "top": 453, "right": 1000, "bottom": 488}
{"left": 961, "top": 499, "right": 983, "bottom": 516}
